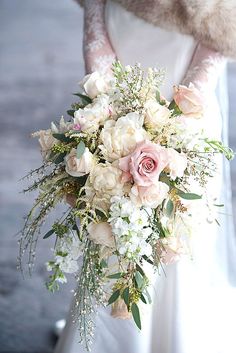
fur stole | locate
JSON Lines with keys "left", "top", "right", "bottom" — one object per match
{"left": 76, "top": 0, "right": 236, "bottom": 58}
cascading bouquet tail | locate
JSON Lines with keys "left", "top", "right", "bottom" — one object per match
{"left": 19, "top": 62, "right": 234, "bottom": 350}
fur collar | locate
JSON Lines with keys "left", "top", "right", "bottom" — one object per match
{"left": 76, "top": 0, "right": 236, "bottom": 58}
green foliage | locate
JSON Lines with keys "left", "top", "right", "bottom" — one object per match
{"left": 76, "top": 141, "right": 86, "bottom": 159}
{"left": 131, "top": 303, "right": 141, "bottom": 330}
{"left": 108, "top": 289, "right": 120, "bottom": 305}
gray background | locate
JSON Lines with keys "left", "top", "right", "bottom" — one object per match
{"left": 0, "top": 1, "right": 235, "bottom": 352}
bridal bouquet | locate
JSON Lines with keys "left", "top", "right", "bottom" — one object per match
{"left": 19, "top": 62, "right": 233, "bottom": 349}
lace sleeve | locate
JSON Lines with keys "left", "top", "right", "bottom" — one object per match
{"left": 182, "top": 43, "right": 227, "bottom": 93}
{"left": 82, "top": 0, "right": 116, "bottom": 75}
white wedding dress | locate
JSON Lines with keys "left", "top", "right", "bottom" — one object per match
{"left": 55, "top": 1, "right": 236, "bottom": 353}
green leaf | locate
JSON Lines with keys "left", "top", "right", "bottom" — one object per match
{"left": 166, "top": 199, "right": 174, "bottom": 217}
{"left": 108, "top": 289, "right": 120, "bottom": 305}
{"left": 54, "top": 152, "right": 67, "bottom": 165}
{"left": 177, "top": 190, "right": 202, "bottom": 200}
{"left": 52, "top": 133, "right": 71, "bottom": 143}
{"left": 43, "top": 229, "right": 55, "bottom": 239}
{"left": 67, "top": 109, "right": 75, "bottom": 117}
{"left": 100, "top": 259, "right": 108, "bottom": 268}
{"left": 76, "top": 141, "right": 86, "bottom": 160}
{"left": 122, "top": 287, "right": 130, "bottom": 306}
{"left": 144, "top": 289, "right": 152, "bottom": 304}
{"left": 142, "top": 255, "right": 154, "bottom": 265}
{"left": 214, "top": 204, "right": 224, "bottom": 207}
{"left": 215, "top": 218, "right": 220, "bottom": 226}
{"left": 140, "top": 294, "right": 147, "bottom": 304}
{"left": 156, "top": 90, "right": 161, "bottom": 103}
{"left": 135, "top": 271, "right": 144, "bottom": 289}
{"left": 107, "top": 272, "right": 122, "bottom": 279}
{"left": 72, "top": 223, "right": 82, "bottom": 241}
{"left": 131, "top": 303, "right": 142, "bottom": 330}
{"left": 73, "top": 93, "right": 92, "bottom": 105}
{"left": 136, "top": 263, "right": 145, "bottom": 276}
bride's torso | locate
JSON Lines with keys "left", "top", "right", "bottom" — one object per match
{"left": 105, "top": 0, "right": 197, "bottom": 100}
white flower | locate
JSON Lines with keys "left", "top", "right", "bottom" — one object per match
{"left": 166, "top": 148, "right": 188, "bottom": 180}
{"left": 65, "top": 147, "right": 95, "bottom": 177}
{"left": 130, "top": 182, "right": 169, "bottom": 208}
{"left": 51, "top": 116, "right": 73, "bottom": 134}
{"left": 80, "top": 71, "right": 108, "bottom": 99}
{"left": 32, "top": 129, "right": 56, "bottom": 160}
{"left": 99, "top": 112, "right": 147, "bottom": 161}
{"left": 89, "top": 163, "right": 124, "bottom": 199}
{"left": 87, "top": 222, "right": 115, "bottom": 248}
{"left": 144, "top": 99, "right": 171, "bottom": 128}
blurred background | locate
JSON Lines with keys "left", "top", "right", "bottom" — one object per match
{"left": 0, "top": 1, "right": 235, "bottom": 352}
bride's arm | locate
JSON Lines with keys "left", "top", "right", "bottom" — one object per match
{"left": 81, "top": 0, "right": 116, "bottom": 75}
{"left": 182, "top": 42, "right": 227, "bottom": 93}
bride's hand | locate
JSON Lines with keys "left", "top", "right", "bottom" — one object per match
{"left": 83, "top": 0, "right": 117, "bottom": 76}
{"left": 65, "top": 194, "right": 77, "bottom": 208}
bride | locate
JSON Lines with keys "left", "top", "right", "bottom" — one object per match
{"left": 55, "top": 1, "right": 236, "bottom": 352}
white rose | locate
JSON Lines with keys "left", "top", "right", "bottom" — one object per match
{"left": 89, "top": 163, "right": 124, "bottom": 198}
{"left": 144, "top": 99, "right": 171, "bottom": 128}
{"left": 74, "top": 94, "right": 110, "bottom": 133}
{"left": 87, "top": 222, "right": 115, "bottom": 247}
{"left": 81, "top": 71, "right": 108, "bottom": 99}
{"left": 99, "top": 112, "right": 147, "bottom": 161}
{"left": 65, "top": 147, "right": 95, "bottom": 177}
{"left": 166, "top": 148, "right": 188, "bottom": 180}
{"left": 32, "top": 129, "right": 56, "bottom": 160}
{"left": 130, "top": 182, "right": 169, "bottom": 208}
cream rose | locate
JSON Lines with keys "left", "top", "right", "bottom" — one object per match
{"left": 65, "top": 147, "right": 95, "bottom": 177}
{"left": 74, "top": 94, "right": 110, "bottom": 133}
{"left": 166, "top": 148, "right": 188, "bottom": 180}
{"left": 87, "top": 222, "right": 115, "bottom": 248}
{"left": 173, "top": 83, "right": 205, "bottom": 119}
{"left": 99, "top": 112, "right": 147, "bottom": 161}
{"left": 32, "top": 129, "right": 56, "bottom": 160}
{"left": 80, "top": 71, "right": 108, "bottom": 99}
{"left": 156, "top": 237, "right": 186, "bottom": 265}
{"left": 89, "top": 164, "right": 124, "bottom": 199}
{"left": 130, "top": 182, "right": 169, "bottom": 208}
{"left": 144, "top": 99, "right": 171, "bottom": 128}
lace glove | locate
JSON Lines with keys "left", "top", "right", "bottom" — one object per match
{"left": 83, "top": 0, "right": 116, "bottom": 75}
{"left": 182, "top": 42, "right": 226, "bottom": 94}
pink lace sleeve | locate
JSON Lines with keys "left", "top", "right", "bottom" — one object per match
{"left": 182, "top": 43, "right": 227, "bottom": 93}
{"left": 83, "top": 0, "right": 116, "bottom": 75}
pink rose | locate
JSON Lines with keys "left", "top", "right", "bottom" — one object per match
{"left": 173, "top": 83, "right": 204, "bottom": 119}
{"left": 119, "top": 141, "right": 168, "bottom": 186}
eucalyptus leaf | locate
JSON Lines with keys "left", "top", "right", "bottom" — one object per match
{"left": 100, "top": 259, "right": 108, "bottom": 268}
{"left": 156, "top": 90, "right": 161, "bottom": 103}
{"left": 107, "top": 272, "right": 122, "bottom": 279}
{"left": 108, "top": 289, "right": 120, "bottom": 305}
{"left": 166, "top": 199, "right": 174, "bottom": 217}
{"left": 135, "top": 271, "right": 144, "bottom": 289}
{"left": 142, "top": 255, "right": 154, "bottom": 265}
{"left": 43, "top": 229, "right": 55, "bottom": 239}
{"left": 52, "top": 133, "right": 71, "bottom": 143}
{"left": 140, "top": 294, "right": 147, "bottom": 304}
{"left": 122, "top": 287, "right": 130, "bottom": 306}
{"left": 67, "top": 109, "right": 75, "bottom": 117}
{"left": 73, "top": 93, "right": 92, "bottom": 105}
{"left": 131, "top": 303, "right": 142, "bottom": 330}
{"left": 54, "top": 152, "right": 67, "bottom": 165}
{"left": 136, "top": 263, "right": 145, "bottom": 276}
{"left": 76, "top": 141, "right": 86, "bottom": 160}
{"left": 144, "top": 289, "right": 152, "bottom": 304}
{"left": 177, "top": 190, "right": 202, "bottom": 200}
